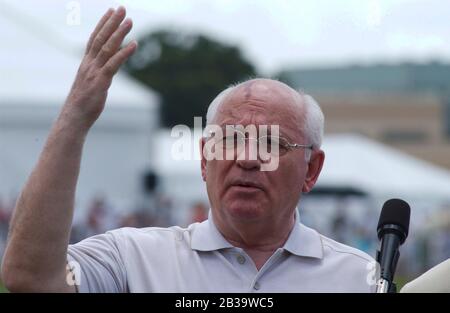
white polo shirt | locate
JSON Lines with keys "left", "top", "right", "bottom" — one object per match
{"left": 67, "top": 211, "right": 376, "bottom": 292}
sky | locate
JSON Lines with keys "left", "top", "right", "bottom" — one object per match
{"left": 2, "top": 0, "right": 450, "bottom": 74}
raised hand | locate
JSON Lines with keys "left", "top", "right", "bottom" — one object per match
{"left": 64, "top": 6, "right": 137, "bottom": 129}
{"left": 0, "top": 7, "right": 138, "bottom": 292}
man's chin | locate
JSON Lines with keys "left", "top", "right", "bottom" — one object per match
{"left": 224, "top": 203, "right": 265, "bottom": 221}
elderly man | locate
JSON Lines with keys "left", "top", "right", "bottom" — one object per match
{"left": 1, "top": 7, "right": 374, "bottom": 292}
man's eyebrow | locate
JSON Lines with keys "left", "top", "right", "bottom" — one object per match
{"left": 264, "top": 126, "right": 293, "bottom": 141}
{"left": 216, "top": 124, "right": 294, "bottom": 141}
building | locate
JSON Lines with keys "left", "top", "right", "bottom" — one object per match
{"left": 280, "top": 62, "right": 450, "bottom": 169}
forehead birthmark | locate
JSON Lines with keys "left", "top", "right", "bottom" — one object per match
{"left": 219, "top": 82, "right": 257, "bottom": 120}
{"left": 242, "top": 81, "right": 255, "bottom": 101}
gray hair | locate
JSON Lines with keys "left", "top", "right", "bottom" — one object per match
{"left": 205, "top": 80, "right": 324, "bottom": 161}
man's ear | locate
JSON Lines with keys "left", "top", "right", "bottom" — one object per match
{"left": 200, "top": 138, "right": 207, "bottom": 182}
{"left": 302, "top": 149, "right": 325, "bottom": 193}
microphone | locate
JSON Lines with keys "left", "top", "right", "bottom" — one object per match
{"left": 376, "top": 198, "right": 411, "bottom": 293}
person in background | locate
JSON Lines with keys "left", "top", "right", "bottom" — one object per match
{"left": 190, "top": 202, "right": 208, "bottom": 224}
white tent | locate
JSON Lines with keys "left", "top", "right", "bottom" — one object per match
{"left": 317, "top": 133, "right": 450, "bottom": 202}
{"left": 296, "top": 134, "right": 450, "bottom": 235}
{"left": 0, "top": 5, "right": 159, "bottom": 219}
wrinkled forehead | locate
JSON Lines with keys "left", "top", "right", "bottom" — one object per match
{"left": 215, "top": 80, "right": 304, "bottom": 136}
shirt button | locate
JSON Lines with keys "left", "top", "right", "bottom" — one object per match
{"left": 236, "top": 255, "right": 246, "bottom": 264}
{"left": 253, "top": 282, "right": 260, "bottom": 290}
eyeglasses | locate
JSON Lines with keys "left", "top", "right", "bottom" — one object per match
{"left": 208, "top": 128, "right": 313, "bottom": 157}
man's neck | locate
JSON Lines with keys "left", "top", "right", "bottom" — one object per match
{"left": 212, "top": 210, "right": 296, "bottom": 270}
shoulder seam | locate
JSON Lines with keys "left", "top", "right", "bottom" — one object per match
{"left": 118, "top": 226, "right": 184, "bottom": 234}
{"left": 321, "top": 236, "right": 373, "bottom": 263}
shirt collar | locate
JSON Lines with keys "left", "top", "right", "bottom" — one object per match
{"left": 190, "top": 210, "right": 234, "bottom": 251}
{"left": 283, "top": 210, "right": 324, "bottom": 259}
{"left": 191, "top": 208, "right": 324, "bottom": 259}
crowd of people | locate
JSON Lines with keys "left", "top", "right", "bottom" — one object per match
{"left": 68, "top": 194, "right": 209, "bottom": 244}
{"left": 0, "top": 192, "right": 207, "bottom": 258}
{"left": 0, "top": 196, "right": 14, "bottom": 261}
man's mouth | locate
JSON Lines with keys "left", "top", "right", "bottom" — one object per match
{"left": 229, "top": 180, "right": 264, "bottom": 192}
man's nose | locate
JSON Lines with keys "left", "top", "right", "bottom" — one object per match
{"left": 236, "top": 139, "right": 261, "bottom": 170}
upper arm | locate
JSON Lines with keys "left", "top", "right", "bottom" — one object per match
{"left": 67, "top": 230, "right": 127, "bottom": 293}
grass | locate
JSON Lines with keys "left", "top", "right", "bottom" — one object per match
{"left": 0, "top": 280, "right": 8, "bottom": 293}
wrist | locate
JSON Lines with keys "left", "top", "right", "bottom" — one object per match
{"left": 58, "top": 104, "right": 96, "bottom": 134}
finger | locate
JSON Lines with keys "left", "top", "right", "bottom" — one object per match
{"left": 95, "top": 18, "right": 133, "bottom": 67}
{"left": 89, "top": 6, "right": 126, "bottom": 58}
{"left": 102, "top": 41, "right": 138, "bottom": 77}
{"left": 85, "top": 8, "right": 114, "bottom": 55}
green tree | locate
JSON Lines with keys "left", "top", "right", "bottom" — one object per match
{"left": 125, "top": 30, "right": 257, "bottom": 127}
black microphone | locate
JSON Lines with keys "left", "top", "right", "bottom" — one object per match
{"left": 376, "top": 198, "right": 411, "bottom": 293}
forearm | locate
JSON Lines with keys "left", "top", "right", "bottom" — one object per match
{"left": 1, "top": 108, "right": 88, "bottom": 291}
